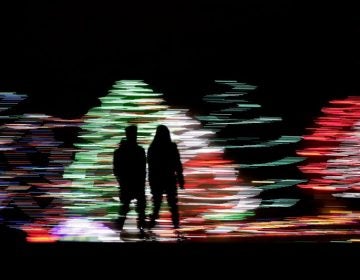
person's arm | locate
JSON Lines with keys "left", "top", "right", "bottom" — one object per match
{"left": 141, "top": 147, "right": 146, "bottom": 186}
{"left": 113, "top": 148, "right": 121, "bottom": 183}
{"left": 174, "top": 143, "right": 185, "bottom": 189}
{"left": 147, "top": 147, "right": 153, "bottom": 186}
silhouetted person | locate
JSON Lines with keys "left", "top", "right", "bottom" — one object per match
{"left": 113, "top": 125, "right": 146, "bottom": 234}
{"left": 148, "top": 125, "right": 184, "bottom": 230}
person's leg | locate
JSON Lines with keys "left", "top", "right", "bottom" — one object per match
{"left": 149, "top": 191, "right": 163, "bottom": 228}
{"left": 118, "top": 194, "right": 131, "bottom": 230}
{"left": 136, "top": 191, "right": 146, "bottom": 229}
{"left": 166, "top": 187, "right": 180, "bottom": 229}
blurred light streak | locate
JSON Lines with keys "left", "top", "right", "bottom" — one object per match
{"left": 297, "top": 96, "right": 360, "bottom": 195}
{"left": 5, "top": 85, "right": 360, "bottom": 242}
{"left": 51, "top": 80, "right": 263, "bottom": 241}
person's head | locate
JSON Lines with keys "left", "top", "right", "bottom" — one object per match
{"left": 125, "top": 125, "right": 137, "bottom": 143}
{"left": 153, "top": 125, "right": 171, "bottom": 144}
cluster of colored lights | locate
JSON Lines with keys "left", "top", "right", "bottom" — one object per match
{"left": 0, "top": 92, "right": 83, "bottom": 240}
{"left": 297, "top": 96, "right": 360, "bottom": 192}
{"left": 192, "top": 210, "right": 360, "bottom": 241}
{"left": 55, "top": 80, "right": 263, "bottom": 241}
{"left": 54, "top": 80, "right": 307, "bottom": 241}
{"left": 0, "top": 81, "right": 307, "bottom": 242}
{"left": 3, "top": 85, "right": 360, "bottom": 242}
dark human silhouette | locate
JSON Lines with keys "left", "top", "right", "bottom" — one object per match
{"left": 147, "top": 125, "right": 184, "bottom": 230}
{"left": 113, "top": 125, "right": 146, "bottom": 235}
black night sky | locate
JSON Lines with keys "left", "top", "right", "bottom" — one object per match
{"left": 0, "top": 2, "right": 359, "bottom": 127}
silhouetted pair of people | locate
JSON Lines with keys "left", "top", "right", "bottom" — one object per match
{"left": 113, "top": 125, "right": 184, "bottom": 235}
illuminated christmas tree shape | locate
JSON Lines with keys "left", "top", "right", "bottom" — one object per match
{"left": 298, "top": 96, "right": 360, "bottom": 192}
{"left": 202, "top": 96, "right": 360, "bottom": 241}
{"left": 0, "top": 92, "right": 79, "bottom": 242}
{"left": 197, "top": 81, "right": 304, "bottom": 218}
{"left": 57, "top": 80, "right": 265, "bottom": 241}
{"left": 61, "top": 80, "right": 167, "bottom": 220}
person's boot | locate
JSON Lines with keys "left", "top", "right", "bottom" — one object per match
{"left": 138, "top": 227, "right": 147, "bottom": 239}
{"left": 175, "top": 229, "right": 186, "bottom": 241}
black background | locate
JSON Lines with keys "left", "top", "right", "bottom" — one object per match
{"left": 0, "top": 2, "right": 359, "bottom": 128}
{"left": 2, "top": 2, "right": 360, "bottom": 260}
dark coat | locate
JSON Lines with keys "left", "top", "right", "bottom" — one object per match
{"left": 147, "top": 142, "right": 184, "bottom": 192}
{"left": 113, "top": 139, "right": 146, "bottom": 195}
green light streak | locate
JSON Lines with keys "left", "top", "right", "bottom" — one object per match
{"left": 260, "top": 199, "right": 299, "bottom": 208}
{"left": 203, "top": 211, "right": 254, "bottom": 221}
{"left": 240, "top": 157, "right": 306, "bottom": 168}
{"left": 256, "top": 179, "right": 308, "bottom": 190}
{"left": 222, "top": 136, "right": 301, "bottom": 149}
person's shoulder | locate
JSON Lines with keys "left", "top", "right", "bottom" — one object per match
{"left": 137, "top": 144, "right": 145, "bottom": 152}
{"left": 116, "top": 139, "right": 126, "bottom": 148}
